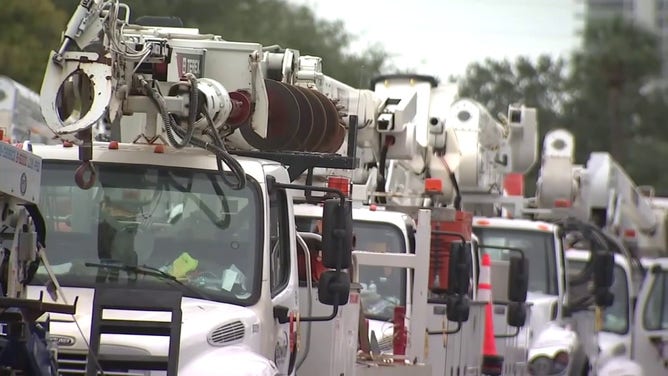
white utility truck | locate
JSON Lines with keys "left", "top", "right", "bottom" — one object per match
{"left": 294, "top": 75, "right": 538, "bottom": 375}
{"left": 25, "top": 1, "right": 441, "bottom": 375}
{"left": 534, "top": 128, "right": 666, "bottom": 374}
{"left": 292, "top": 73, "right": 486, "bottom": 375}
{"left": 481, "top": 128, "right": 633, "bottom": 375}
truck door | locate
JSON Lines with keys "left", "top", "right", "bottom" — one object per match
{"left": 633, "top": 261, "right": 668, "bottom": 375}
{"left": 269, "top": 188, "right": 298, "bottom": 375}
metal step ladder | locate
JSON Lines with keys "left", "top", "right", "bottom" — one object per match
{"left": 85, "top": 287, "right": 183, "bottom": 376}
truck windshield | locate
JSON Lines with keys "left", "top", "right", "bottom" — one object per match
{"left": 31, "top": 161, "right": 262, "bottom": 306}
{"left": 568, "top": 259, "right": 629, "bottom": 334}
{"left": 473, "top": 227, "right": 558, "bottom": 296}
{"left": 295, "top": 217, "right": 407, "bottom": 321}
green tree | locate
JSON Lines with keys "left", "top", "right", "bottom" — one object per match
{"left": 0, "top": 0, "right": 68, "bottom": 91}
{"left": 566, "top": 17, "right": 661, "bottom": 165}
{"left": 51, "top": 0, "right": 388, "bottom": 87}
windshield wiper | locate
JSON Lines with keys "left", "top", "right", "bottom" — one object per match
{"left": 84, "top": 262, "right": 211, "bottom": 301}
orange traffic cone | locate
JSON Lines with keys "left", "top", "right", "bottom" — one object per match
{"left": 479, "top": 253, "right": 503, "bottom": 376}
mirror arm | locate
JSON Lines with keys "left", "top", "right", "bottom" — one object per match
{"left": 301, "top": 239, "right": 348, "bottom": 322}
{"left": 494, "top": 326, "right": 520, "bottom": 339}
{"left": 477, "top": 244, "right": 526, "bottom": 261}
{"left": 267, "top": 176, "right": 346, "bottom": 206}
{"left": 427, "top": 320, "right": 463, "bottom": 335}
{"left": 300, "top": 301, "right": 340, "bottom": 322}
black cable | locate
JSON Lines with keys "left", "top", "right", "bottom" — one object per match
{"left": 375, "top": 142, "right": 390, "bottom": 204}
{"left": 157, "top": 75, "right": 198, "bottom": 149}
{"left": 170, "top": 116, "right": 246, "bottom": 190}
{"left": 202, "top": 109, "right": 246, "bottom": 190}
{"left": 449, "top": 172, "right": 462, "bottom": 211}
{"left": 142, "top": 80, "right": 246, "bottom": 190}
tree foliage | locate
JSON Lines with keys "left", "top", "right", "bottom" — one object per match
{"left": 49, "top": 0, "right": 388, "bottom": 87}
{"left": 566, "top": 17, "right": 661, "bottom": 164}
{"left": 0, "top": 0, "right": 68, "bottom": 90}
{"left": 456, "top": 17, "right": 668, "bottom": 193}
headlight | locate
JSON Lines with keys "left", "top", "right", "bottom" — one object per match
{"left": 528, "top": 351, "right": 570, "bottom": 375}
{"left": 552, "top": 351, "right": 569, "bottom": 374}
{"left": 529, "top": 356, "right": 553, "bottom": 375}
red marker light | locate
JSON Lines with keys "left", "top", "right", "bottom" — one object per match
{"left": 554, "top": 199, "right": 571, "bottom": 208}
{"left": 327, "top": 176, "right": 350, "bottom": 197}
{"left": 425, "top": 178, "right": 442, "bottom": 193}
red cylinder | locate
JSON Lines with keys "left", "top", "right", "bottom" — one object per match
{"left": 428, "top": 211, "right": 473, "bottom": 293}
{"left": 393, "top": 306, "right": 407, "bottom": 356}
{"left": 228, "top": 90, "right": 252, "bottom": 127}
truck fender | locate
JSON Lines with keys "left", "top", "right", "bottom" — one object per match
{"left": 178, "top": 345, "right": 279, "bottom": 376}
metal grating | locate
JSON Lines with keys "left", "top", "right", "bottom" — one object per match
{"left": 57, "top": 351, "right": 145, "bottom": 376}
{"left": 207, "top": 321, "right": 245, "bottom": 346}
{"left": 378, "top": 335, "right": 394, "bottom": 353}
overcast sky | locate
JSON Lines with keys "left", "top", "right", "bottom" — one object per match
{"left": 287, "top": 0, "right": 584, "bottom": 81}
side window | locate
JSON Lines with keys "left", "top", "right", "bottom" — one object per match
{"left": 270, "top": 189, "right": 290, "bottom": 296}
{"left": 472, "top": 240, "right": 480, "bottom": 286}
{"left": 559, "top": 237, "right": 567, "bottom": 292}
{"left": 643, "top": 271, "right": 668, "bottom": 330}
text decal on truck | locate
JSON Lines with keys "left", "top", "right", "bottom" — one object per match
{"left": 176, "top": 53, "right": 204, "bottom": 78}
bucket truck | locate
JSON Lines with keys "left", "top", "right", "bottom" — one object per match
{"left": 0, "top": 76, "right": 56, "bottom": 144}
{"left": 25, "top": 1, "right": 439, "bottom": 375}
{"left": 530, "top": 128, "right": 667, "bottom": 374}
{"left": 294, "top": 75, "right": 537, "bottom": 375}
{"left": 292, "top": 74, "right": 484, "bottom": 375}
{"left": 495, "top": 130, "right": 652, "bottom": 374}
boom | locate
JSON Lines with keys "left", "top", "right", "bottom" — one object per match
{"left": 532, "top": 128, "right": 658, "bottom": 254}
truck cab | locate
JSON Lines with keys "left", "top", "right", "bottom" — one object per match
{"left": 632, "top": 257, "right": 668, "bottom": 375}
{"left": 565, "top": 249, "right": 634, "bottom": 371}
{"left": 293, "top": 201, "right": 487, "bottom": 376}
{"left": 567, "top": 254, "right": 668, "bottom": 374}
{"left": 472, "top": 216, "right": 590, "bottom": 376}
{"left": 26, "top": 142, "right": 313, "bottom": 375}
{"left": 294, "top": 203, "right": 414, "bottom": 346}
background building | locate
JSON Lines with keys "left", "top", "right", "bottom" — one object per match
{"left": 581, "top": 0, "right": 668, "bottom": 76}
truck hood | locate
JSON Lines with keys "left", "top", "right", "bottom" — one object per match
{"left": 525, "top": 291, "right": 559, "bottom": 344}
{"left": 597, "top": 332, "right": 630, "bottom": 364}
{"left": 26, "top": 286, "right": 263, "bottom": 357}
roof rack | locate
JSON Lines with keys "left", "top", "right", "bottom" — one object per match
{"left": 230, "top": 115, "right": 359, "bottom": 182}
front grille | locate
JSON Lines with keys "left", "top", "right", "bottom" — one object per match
{"left": 57, "top": 351, "right": 145, "bottom": 376}
{"left": 57, "top": 352, "right": 87, "bottom": 375}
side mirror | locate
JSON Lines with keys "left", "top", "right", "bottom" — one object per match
{"left": 592, "top": 250, "right": 615, "bottom": 308}
{"left": 508, "top": 255, "right": 529, "bottom": 303}
{"left": 321, "top": 198, "right": 353, "bottom": 269}
{"left": 592, "top": 250, "right": 614, "bottom": 289}
{"left": 317, "top": 270, "right": 351, "bottom": 306}
{"left": 446, "top": 295, "right": 470, "bottom": 323}
{"left": 506, "top": 302, "right": 527, "bottom": 327}
{"left": 448, "top": 242, "right": 472, "bottom": 296}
